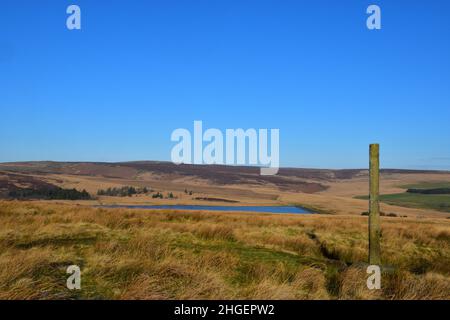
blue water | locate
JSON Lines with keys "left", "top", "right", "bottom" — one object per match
{"left": 99, "top": 205, "right": 312, "bottom": 214}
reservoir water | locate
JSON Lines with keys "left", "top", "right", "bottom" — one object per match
{"left": 99, "top": 205, "right": 313, "bottom": 214}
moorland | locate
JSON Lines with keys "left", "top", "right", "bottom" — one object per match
{"left": 0, "top": 161, "right": 449, "bottom": 299}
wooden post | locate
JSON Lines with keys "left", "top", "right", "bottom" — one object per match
{"left": 369, "top": 143, "right": 381, "bottom": 265}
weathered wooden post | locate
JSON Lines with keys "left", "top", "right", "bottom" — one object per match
{"left": 369, "top": 143, "right": 381, "bottom": 265}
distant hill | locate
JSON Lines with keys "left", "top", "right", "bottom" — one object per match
{"left": 0, "top": 160, "right": 447, "bottom": 199}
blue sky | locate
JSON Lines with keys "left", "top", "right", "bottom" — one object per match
{"left": 1, "top": 0, "right": 449, "bottom": 169}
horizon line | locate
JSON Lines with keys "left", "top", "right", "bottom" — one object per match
{"left": 1, "top": 160, "right": 449, "bottom": 173}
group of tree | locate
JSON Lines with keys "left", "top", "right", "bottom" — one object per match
{"left": 152, "top": 192, "right": 175, "bottom": 199}
{"left": 9, "top": 187, "right": 91, "bottom": 200}
{"left": 406, "top": 188, "right": 450, "bottom": 195}
{"left": 97, "top": 186, "right": 150, "bottom": 197}
{"left": 184, "top": 189, "right": 193, "bottom": 195}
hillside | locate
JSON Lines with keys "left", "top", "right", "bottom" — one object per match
{"left": 1, "top": 161, "right": 450, "bottom": 218}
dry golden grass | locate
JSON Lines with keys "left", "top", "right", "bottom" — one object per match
{"left": 0, "top": 200, "right": 449, "bottom": 300}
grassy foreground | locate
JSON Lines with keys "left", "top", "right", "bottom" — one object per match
{"left": 0, "top": 201, "right": 449, "bottom": 300}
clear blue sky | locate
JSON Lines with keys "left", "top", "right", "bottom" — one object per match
{"left": 1, "top": 0, "right": 449, "bottom": 169}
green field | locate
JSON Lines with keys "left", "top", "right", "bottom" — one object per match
{"left": 356, "top": 193, "right": 450, "bottom": 212}
{"left": 398, "top": 182, "right": 450, "bottom": 189}
{"left": 355, "top": 181, "right": 450, "bottom": 213}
